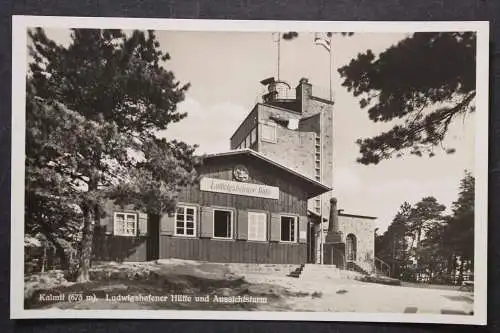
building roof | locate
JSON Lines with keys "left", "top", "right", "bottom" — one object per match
{"left": 308, "top": 209, "right": 377, "bottom": 220}
{"left": 203, "top": 149, "right": 332, "bottom": 196}
{"left": 339, "top": 212, "right": 377, "bottom": 220}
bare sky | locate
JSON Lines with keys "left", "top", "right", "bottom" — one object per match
{"left": 40, "top": 29, "right": 476, "bottom": 232}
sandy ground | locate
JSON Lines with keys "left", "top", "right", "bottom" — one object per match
{"left": 238, "top": 271, "right": 474, "bottom": 314}
{"left": 25, "top": 260, "right": 474, "bottom": 315}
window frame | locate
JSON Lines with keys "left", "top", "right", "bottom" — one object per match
{"left": 212, "top": 208, "right": 234, "bottom": 240}
{"left": 260, "top": 121, "right": 277, "bottom": 143}
{"left": 174, "top": 204, "right": 198, "bottom": 237}
{"left": 314, "top": 198, "right": 321, "bottom": 213}
{"left": 113, "top": 212, "right": 138, "bottom": 237}
{"left": 279, "top": 214, "right": 298, "bottom": 243}
{"left": 247, "top": 211, "right": 268, "bottom": 242}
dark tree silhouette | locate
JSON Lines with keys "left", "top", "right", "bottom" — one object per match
{"left": 376, "top": 172, "right": 474, "bottom": 284}
{"left": 338, "top": 32, "right": 476, "bottom": 164}
{"left": 27, "top": 28, "right": 199, "bottom": 282}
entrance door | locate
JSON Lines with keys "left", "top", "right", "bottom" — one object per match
{"left": 307, "top": 222, "right": 316, "bottom": 263}
{"left": 147, "top": 215, "right": 160, "bottom": 261}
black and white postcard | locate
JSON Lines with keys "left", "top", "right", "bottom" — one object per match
{"left": 11, "top": 16, "right": 489, "bottom": 324}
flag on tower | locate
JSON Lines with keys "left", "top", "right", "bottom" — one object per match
{"left": 314, "top": 32, "right": 331, "bottom": 52}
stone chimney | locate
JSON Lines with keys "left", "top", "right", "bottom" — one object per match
{"left": 328, "top": 197, "right": 338, "bottom": 232}
{"left": 295, "top": 77, "right": 312, "bottom": 101}
{"left": 325, "top": 197, "right": 342, "bottom": 243}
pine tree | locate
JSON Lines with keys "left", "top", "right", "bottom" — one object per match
{"left": 408, "top": 196, "right": 446, "bottom": 253}
{"left": 27, "top": 28, "right": 197, "bottom": 282}
{"left": 375, "top": 202, "right": 412, "bottom": 279}
{"left": 338, "top": 32, "right": 476, "bottom": 165}
{"left": 445, "top": 171, "right": 475, "bottom": 281}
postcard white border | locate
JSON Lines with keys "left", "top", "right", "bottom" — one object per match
{"left": 11, "top": 16, "right": 489, "bottom": 325}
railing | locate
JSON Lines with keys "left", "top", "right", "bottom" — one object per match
{"left": 374, "top": 257, "right": 391, "bottom": 277}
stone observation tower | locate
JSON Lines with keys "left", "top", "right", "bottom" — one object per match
{"left": 229, "top": 74, "right": 378, "bottom": 270}
{"left": 230, "top": 76, "right": 335, "bottom": 264}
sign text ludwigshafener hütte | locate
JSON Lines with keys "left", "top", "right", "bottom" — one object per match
{"left": 200, "top": 177, "right": 279, "bottom": 200}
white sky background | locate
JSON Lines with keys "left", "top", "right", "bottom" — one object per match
{"left": 38, "top": 29, "right": 476, "bottom": 232}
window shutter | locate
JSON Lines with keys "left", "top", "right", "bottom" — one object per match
{"left": 100, "top": 201, "right": 114, "bottom": 234}
{"left": 237, "top": 209, "right": 248, "bottom": 240}
{"left": 270, "top": 213, "right": 281, "bottom": 242}
{"left": 298, "top": 215, "right": 308, "bottom": 243}
{"left": 138, "top": 212, "right": 148, "bottom": 236}
{"left": 258, "top": 213, "right": 268, "bottom": 241}
{"left": 160, "top": 212, "right": 175, "bottom": 236}
{"left": 200, "top": 206, "right": 213, "bottom": 238}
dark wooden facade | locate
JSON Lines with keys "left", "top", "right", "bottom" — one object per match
{"left": 94, "top": 150, "right": 329, "bottom": 264}
{"left": 160, "top": 237, "right": 306, "bottom": 264}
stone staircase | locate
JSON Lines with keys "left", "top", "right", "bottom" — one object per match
{"left": 222, "top": 262, "right": 365, "bottom": 281}
{"left": 346, "top": 261, "right": 371, "bottom": 276}
{"left": 289, "top": 264, "right": 363, "bottom": 280}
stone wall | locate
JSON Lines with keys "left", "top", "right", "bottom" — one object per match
{"left": 338, "top": 214, "right": 376, "bottom": 273}
{"left": 298, "top": 85, "right": 335, "bottom": 263}
{"left": 256, "top": 104, "right": 315, "bottom": 178}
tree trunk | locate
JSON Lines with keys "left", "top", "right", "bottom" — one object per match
{"left": 76, "top": 204, "right": 96, "bottom": 282}
{"left": 414, "top": 229, "right": 422, "bottom": 268}
{"left": 41, "top": 243, "right": 47, "bottom": 273}
{"left": 447, "top": 253, "right": 456, "bottom": 284}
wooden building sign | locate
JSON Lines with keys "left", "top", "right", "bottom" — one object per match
{"left": 200, "top": 177, "right": 280, "bottom": 200}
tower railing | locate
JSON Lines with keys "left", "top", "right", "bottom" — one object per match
{"left": 374, "top": 256, "right": 391, "bottom": 277}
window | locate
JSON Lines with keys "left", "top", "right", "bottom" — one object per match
{"left": 250, "top": 128, "right": 257, "bottom": 145}
{"left": 346, "top": 234, "right": 357, "bottom": 261}
{"left": 314, "top": 199, "right": 321, "bottom": 213}
{"left": 114, "top": 212, "right": 137, "bottom": 237}
{"left": 280, "top": 216, "right": 297, "bottom": 242}
{"left": 261, "top": 122, "right": 276, "bottom": 142}
{"left": 315, "top": 135, "right": 321, "bottom": 182}
{"left": 315, "top": 137, "right": 321, "bottom": 154}
{"left": 248, "top": 212, "right": 267, "bottom": 241}
{"left": 213, "top": 209, "right": 233, "bottom": 239}
{"left": 175, "top": 205, "right": 196, "bottom": 236}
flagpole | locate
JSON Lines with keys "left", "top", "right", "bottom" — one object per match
{"left": 320, "top": 109, "right": 324, "bottom": 265}
{"left": 329, "top": 36, "right": 333, "bottom": 102}
{"left": 277, "top": 32, "right": 281, "bottom": 81}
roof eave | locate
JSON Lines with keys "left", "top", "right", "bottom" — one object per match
{"left": 203, "top": 149, "right": 332, "bottom": 195}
